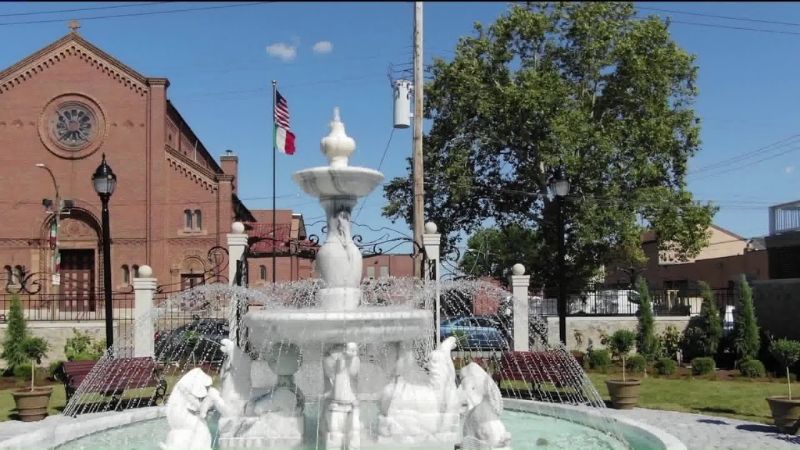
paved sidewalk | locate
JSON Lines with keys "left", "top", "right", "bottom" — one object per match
{"left": 606, "top": 408, "right": 800, "bottom": 450}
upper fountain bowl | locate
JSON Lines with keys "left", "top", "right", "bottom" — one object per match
{"left": 292, "top": 107, "right": 384, "bottom": 199}
{"left": 293, "top": 166, "right": 384, "bottom": 199}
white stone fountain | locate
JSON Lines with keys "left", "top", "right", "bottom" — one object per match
{"left": 162, "top": 108, "right": 510, "bottom": 450}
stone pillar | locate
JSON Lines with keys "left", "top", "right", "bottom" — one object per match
{"left": 422, "top": 222, "right": 441, "bottom": 340}
{"left": 227, "top": 222, "right": 248, "bottom": 286}
{"left": 133, "top": 265, "right": 157, "bottom": 358}
{"left": 509, "top": 263, "right": 531, "bottom": 352}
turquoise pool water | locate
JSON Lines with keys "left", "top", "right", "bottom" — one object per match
{"left": 56, "top": 408, "right": 631, "bottom": 450}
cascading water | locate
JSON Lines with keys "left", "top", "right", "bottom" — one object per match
{"left": 58, "top": 109, "right": 632, "bottom": 450}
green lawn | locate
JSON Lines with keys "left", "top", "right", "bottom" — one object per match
{"left": 588, "top": 372, "right": 787, "bottom": 424}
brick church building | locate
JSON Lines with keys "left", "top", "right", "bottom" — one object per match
{"left": 0, "top": 25, "right": 314, "bottom": 300}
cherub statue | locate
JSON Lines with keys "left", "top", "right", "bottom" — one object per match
{"left": 161, "top": 368, "right": 215, "bottom": 450}
{"left": 459, "top": 362, "right": 512, "bottom": 450}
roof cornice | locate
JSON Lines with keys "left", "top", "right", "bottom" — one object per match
{"left": 0, "top": 32, "right": 163, "bottom": 96}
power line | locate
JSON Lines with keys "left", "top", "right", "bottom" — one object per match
{"left": 689, "top": 134, "right": 800, "bottom": 175}
{"left": 0, "top": 2, "right": 170, "bottom": 18}
{"left": 355, "top": 128, "right": 396, "bottom": 221}
{"left": 0, "top": 2, "right": 274, "bottom": 27}
{"left": 638, "top": 6, "right": 800, "bottom": 28}
{"left": 665, "top": 18, "right": 800, "bottom": 37}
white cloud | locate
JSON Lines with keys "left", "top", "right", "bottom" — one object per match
{"left": 786, "top": 165, "right": 795, "bottom": 174}
{"left": 266, "top": 42, "right": 297, "bottom": 62}
{"left": 312, "top": 40, "right": 334, "bottom": 55}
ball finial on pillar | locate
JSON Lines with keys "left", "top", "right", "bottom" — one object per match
{"left": 424, "top": 221, "right": 438, "bottom": 234}
{"left": 511, "top": 263, "right": 525, "bottom": 276}
{"left": 138, "top": 265, "right": 153, "bottom": 278}
{"left": 231, "top": 221, "right": 245, "bottom": 234}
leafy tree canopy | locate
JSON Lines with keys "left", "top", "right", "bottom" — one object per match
{"left": 383, "top": 2, "right": 716, "bottom": 289}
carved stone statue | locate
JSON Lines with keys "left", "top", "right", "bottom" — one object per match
{"left": 376, "top": 338, "right": 461, "bottom": 446}
{"left": 217, "top": 338, "right": 251, "bottom": 417}
{"left": 459, "top": 362, "right": 512, "bottom": 450}
{"left": 161, "top": 368, "right": 215, "bottom": 450}
{"left": 321, "top": 342, "right": 361, "bottom": 450}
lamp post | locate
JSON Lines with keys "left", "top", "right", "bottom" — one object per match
{"left": 549, "top": 167, "right": 570, "bottom": 345}
{"left": 35, "top": 164, "right": 61, "bottom": 293}
{"left": 92, "top": 154, "right": 117, "bottom": 352}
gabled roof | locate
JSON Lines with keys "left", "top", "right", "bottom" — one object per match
{"left": 0, "top": 30, "right": 164, "bottom": 95}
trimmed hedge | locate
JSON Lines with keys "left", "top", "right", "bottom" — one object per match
{"left": 691, "top": 357, "right": 716, "bottom": 375}
{"left": 654, "top": 357, "right": 677, "bottom": 376}
{"left": 738, "top": 358, "right": 766, "bottom": 378}
{"left": 588, "top": 349, "right": 612, "bottom": 372}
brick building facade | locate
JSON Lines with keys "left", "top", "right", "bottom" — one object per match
{"left": 0, "top": 28, "right": 313, "bottom": 295}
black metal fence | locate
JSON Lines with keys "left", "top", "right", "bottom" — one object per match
{"left": 0, "top": 291, "right": 135, "bottom": 322}
{"left": 529, "top": 287, "right": 735, "bottom": 317}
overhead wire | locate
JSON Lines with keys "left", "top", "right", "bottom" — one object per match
{"left": 0, "top": 2, "right": 274, "bottom": 27}
{"left": 0, "top": 2, "right": 170, "bottom": 18}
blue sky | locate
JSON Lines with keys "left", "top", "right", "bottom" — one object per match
{"left": 0, "top": 2, "right": 797, "bottom": 249}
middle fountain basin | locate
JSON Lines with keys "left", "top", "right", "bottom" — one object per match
{"left": 243, "top": 308, "right": 432, "bottom": 343}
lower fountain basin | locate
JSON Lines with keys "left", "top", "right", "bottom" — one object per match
{"left": 39, "top": 401, "right": 685, "bottom": 450}
{"left": 242, "top": 307, "right": 432, "bottom": 343}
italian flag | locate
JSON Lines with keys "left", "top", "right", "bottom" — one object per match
{"left": 274, "top": 125, "right": 296, "bottom": 155}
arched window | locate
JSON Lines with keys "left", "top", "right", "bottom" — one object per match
{"left": 194, "top": 210, "right": 202, "bottom": 230}
{"left": 132, "top": 265, "right": 140, "bottom": 278}
{"left": 260, "top": 265, "right": 267, "bottom": 280}
{"left": 122, "top": 265, "right": 130, "bottom": 284}
{"left": 184, "top": 209, "right": 193, "bottom": 229}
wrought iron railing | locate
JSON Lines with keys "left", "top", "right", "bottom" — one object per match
{"left": 528, "top": 288, "right": 735, "bottom": 317}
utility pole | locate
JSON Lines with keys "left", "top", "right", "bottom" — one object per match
{"left": 412, "top": 1, "right": 425, "bottom": 278}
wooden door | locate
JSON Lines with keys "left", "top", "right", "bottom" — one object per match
{"left": 60, "top": 249, "right": 95, "bottom": 312}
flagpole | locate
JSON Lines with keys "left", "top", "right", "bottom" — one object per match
{"left": 272, "top": 79, "right": 277, "bottom": 284}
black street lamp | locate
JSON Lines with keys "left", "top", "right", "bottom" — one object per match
{"left": 92, "top": 154, "right": 117, "bottom": 352}
{"left": 549, "top": 167, "right": 570, "bottom": 345}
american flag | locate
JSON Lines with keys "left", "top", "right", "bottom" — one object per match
{"left": 275, "top": 91, "right": 290, "bottom": 129}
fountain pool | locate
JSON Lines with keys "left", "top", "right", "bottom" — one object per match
{"left": 47, "top": 404, "right": 685, "bottom": 450}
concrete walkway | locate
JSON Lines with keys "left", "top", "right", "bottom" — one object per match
{"left": 605, "top": 408, "right": 800, "bottom": 450}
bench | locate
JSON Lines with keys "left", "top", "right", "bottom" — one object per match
{"left": 491, "top": 351, "right": 576, "bottom": 390}
{"left": 57, "top": 357, "right": 167, "bottom": 408}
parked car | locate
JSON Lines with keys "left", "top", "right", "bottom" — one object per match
{"left": 440, "top": 316, "right": 509, "bottom": 350}
{"left": 154, "top": 318, "right": 229, "bottom": 364}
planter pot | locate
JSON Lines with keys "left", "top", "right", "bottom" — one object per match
{"left": 12, "top": 386, "right": 53, "bottom": 422}
{"left": 605, "top": 379, "right": 641, "bottom": 410}
{"left": 767, "top": 396, "right": 800, "bottom": 434}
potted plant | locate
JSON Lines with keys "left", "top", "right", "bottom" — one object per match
{"left": 766, "top": 338, "right": 800, "bottom": 434}
{"left": 605, "top": 329, "right": 640, "bottom": 409}
{"left": 12, "top": 336, "right": 52, "bottom": 422}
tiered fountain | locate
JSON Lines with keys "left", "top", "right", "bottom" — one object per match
{"left": 158, "top": 109, "right": 504, "bottom": 450}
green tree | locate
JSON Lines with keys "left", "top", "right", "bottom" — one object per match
{"left": 20, "top": 336, "right": 48, "bottom": 391}
{"left": 1, "top": 295, "right": 28, "bottom": 372}
{"left": 635, "top": 278, "right": 658, "bottom": 361}
{"left": 383, "top": 2, "right": 715, "bottom": 291}
{"left": 733, "top": 275, "right": 759, "bottom": 362}
{"left": 459, "top": 225, "right": 542, "bottom": 280}
{"left": 769, "top": 339, "right": 800, "bottom": 399}
{"left": 698, "top": 281, "right": 722, "bottom": 356}
{"left": 608, "top": 329, "right": 636, "bottom": 382}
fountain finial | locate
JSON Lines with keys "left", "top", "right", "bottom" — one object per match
{"left": 320, "top": 107, "right": 356, "bottom": 168}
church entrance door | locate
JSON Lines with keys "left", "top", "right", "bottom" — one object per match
{"left": 60, "top": 249, "right": 96, "bottom": 312}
